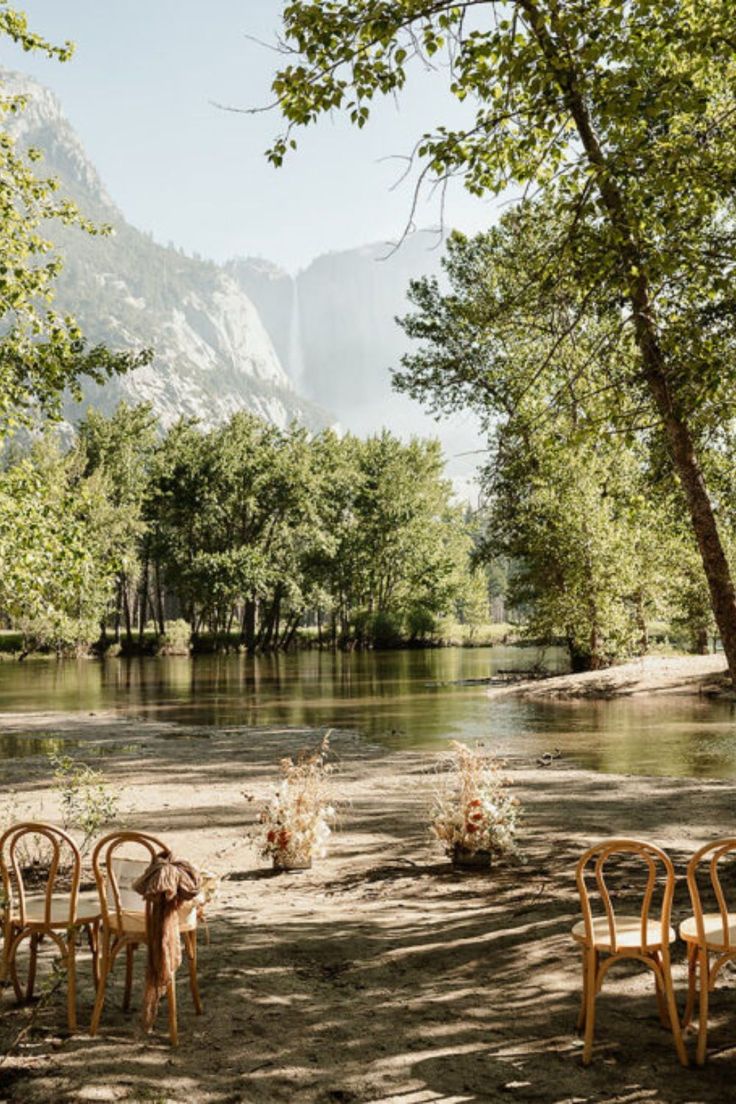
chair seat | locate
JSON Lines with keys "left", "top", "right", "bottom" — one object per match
{"left": 107, "top": 900, "right": 198, "bottom": 936}
{"left": 8, "top": 890, "right": 101, "bottom": 927}
{"left": 680, "top": 913, "right": 736, "bottom": 949}
{"left": 572, "top": 914, "right": 675, "bottom": 951}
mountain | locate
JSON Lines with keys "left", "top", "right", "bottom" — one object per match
{"left": 227, "top": 233, "right": 446, "bottom": 431}
{"left": 2, "top": 70, "right": 329, "bottom": 433}
{"left": 227, "top": 237, "right": 484, "bottom": 493}
{"left": 3, "top": 69, "right": 483, "bottom": 492}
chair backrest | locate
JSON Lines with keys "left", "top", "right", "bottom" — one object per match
{"left": 92, "top": 830, "right": 168, "bottom": 931}
{"left": 0, "top": 821, "right": 81, "bottom": 928}
{"left": 576, "top": 838, "right": 675, "bottom": 952}
{"left": 686, "top": 837, "right": 736, "bottom": 949}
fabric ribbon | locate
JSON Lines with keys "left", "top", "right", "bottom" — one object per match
{"left": 132, "top": 850, "right": 201, "bottom": 1031}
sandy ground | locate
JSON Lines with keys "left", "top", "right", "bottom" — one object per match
{"left": 1, "top": 710, "right": 736, "bottom": 1103}
{"left": 489, "top": 654, "right": 730, "bottom": 700}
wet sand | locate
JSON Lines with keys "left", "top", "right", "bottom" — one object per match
{"left": 1, "top": 710, "right": 736, "bottom": 1103}
{"left": 489, "top": 654, "right": 730, "bottom": 700}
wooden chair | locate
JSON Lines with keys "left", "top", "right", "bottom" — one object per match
{"left": 572, "top": 838, "right": 687, "bottom": 1066}
{"left": 680, "top": 837, "right": 736, "bottom": 1065}
{"left": 89, "top": 831, "right": 203, "bottom": 1045}
{"left": 0, "top": 821, "right": 101, "bottom": 1032}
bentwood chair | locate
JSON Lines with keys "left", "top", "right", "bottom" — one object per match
{"left": 680, "top": 838, "right": 736, "bottom": 1065}
{"left": 89, "top": 831, "right": 203, "bottom": 1045}
{"left": 0, "top": 822, "right": 101, "bottom": 1032}
{"left": 572, "top": 839, "right": 688, "bottom": 1066}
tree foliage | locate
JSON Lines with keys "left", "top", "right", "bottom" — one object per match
{"left": 398, "top": 218, "right": 727, "bottom": 668}
{"left": 0, "top": 3, "right": 148, "bottom": 434}
{"left": 0, "top": 437, "right": 122, "bottom": 654}
{"left": 148, "top": 414, "right": 478, "bottom": 650}
{"left": 267, "top": 0, "right": 736, "bottom": 680}
{"left": 0, "top": 407, "right": 484, "bottom": 654}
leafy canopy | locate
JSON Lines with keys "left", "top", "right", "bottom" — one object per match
{"left": 0, "top": 2, "right": 149, "bottom": 434}
{"left": 269, "top": 1, "right": 736, "bottom": 409}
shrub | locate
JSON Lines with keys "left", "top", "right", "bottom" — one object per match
{"left": 406, "top": 606, "right": 437, "bottom": 641}
{"left": 50, "top": 753, "right": 122, "bottom": 856}
{"left": 157, "top": 618, "right": 192, "bottom": 655}
{"left": 369, "top": 610, "right": 404, "bottom": 649}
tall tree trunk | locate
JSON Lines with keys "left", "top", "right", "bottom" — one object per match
{"left": 138, "top": 553, "right": 149, "bottom": 645}
{"left": 242, "top": 597, "right": 257, "bottom": 654}
{"left": 113, "top": 577, "right": 122, "bottom": 644}
{"left": 280, "top": 612, "right": 301, "bottom": 650}
{"left": 262, "top": 593, "right": 281, "bottom": 651}
{"left": 154, "top": 561, "right": 165, "bottom": 636}
{"left": 522, "top": 0, "right": 736, "bottom": 683}
{"left": 635, "top": 591, "right": 649, "bottom": 656}
{"left": 122, "top": 579, "right": 133, "bottom": 648}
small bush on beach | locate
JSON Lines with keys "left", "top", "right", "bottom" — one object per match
{"left": 51, "top": 753, "right": 122, "bottom": 856}
{"left": 431, "top": 741, "right": 520, "bottom": 862}
{"left": 260, "top": 733, "right": 336, "bottom": 869}
{"left": 156, "top": 618, "right": 192, "bottom": 655}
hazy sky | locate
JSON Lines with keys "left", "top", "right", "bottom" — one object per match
{"left": 4, "top": 0, "right": 497, "bottom": 272}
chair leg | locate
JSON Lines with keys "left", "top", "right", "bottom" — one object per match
{"left": 66, "top": 931, "right": 78, "bottom": 1034}
{"left": 582, "top": 947, "right": 597, "bottom": 1065}
{"left": 8, "top": 928, "right": 25, "bottom": 1002}
{"left": 123, "top": 943, "right": 135, "bottom": 1012}
{"left": 26, "top": 932, "right": 39, "bottom": 1001}
{"left": 184, "top": 931, "right": 203, "bottom": 1015}
{"left": 696, "top": 949, "right": 709, "bottom": 1066}
{"left": 87, "top": 922, "right": 100, "bottom": 990}
{"left": 90, "top": 930, "right": 111, "bottom": 1037}
{"left": 167, "top": 977, "right": 178, "bottom": 1046}
{"left": 660, "top": 949, "right": 688, "bottom": 1067}
{"left": 683, "top": 944, "right": 697, "bottom": 1028}
{"left": 651, "top": 952, "right": 669, "bottom": 1028}
{"left": 577, "top": 948, "right": 588, "bottom": 1031}
{"left": 0, "top": 916, "right": 11, "bottom": 986}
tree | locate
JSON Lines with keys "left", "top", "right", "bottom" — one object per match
{"left": 484, "top": 421, "right": 670, "bottom": 669}
{"left": 0, "top": 437, "right": 122, "bottom": 654}
{"left": 397, "top": 217, "right": 719, "bottom": 667}
{"left": 144, "top": 417, "right": 477, "bottom": 652}
{"left": 0, "top": 5, "right": 148, "bottom": 434}
{"left": 77, "top": 402, "right": 158, "bottom": 644}
{"left": 267, "top": 0, "right": 736, "bottom": 681}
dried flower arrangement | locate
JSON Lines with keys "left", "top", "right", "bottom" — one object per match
{"left": 430, "top": 741, "right": 520, "bottom": 867}
{"left": 260, "top": 733, "right": 336, "bottom": 870}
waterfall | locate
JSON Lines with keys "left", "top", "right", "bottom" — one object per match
{"left": 287, "top": 279, "right": 306, "bottom": 386}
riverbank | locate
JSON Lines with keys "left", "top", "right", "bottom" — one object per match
{"left": 1, "top": 712, "right": 736, "bottom": 1103}
{"left": 0, "top": 622, "right": 522, "bottom": 660}
{"left": 488, "top": 653, "right": 730, "bottom": 701}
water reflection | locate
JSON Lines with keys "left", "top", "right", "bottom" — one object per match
{"left": 0, "top": 648, "right": 735, "bottom": 779}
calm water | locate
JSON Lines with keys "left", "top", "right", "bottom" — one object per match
{"left": 1, "top": 646, "right": 736, "bottom": 779}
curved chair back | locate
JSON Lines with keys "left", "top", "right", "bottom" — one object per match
{"left": 576, "top": 838, "right": 675, "bottom": 952}
{"left": 0, "top": 821, "right": 81, "bottom": 928}
{"left": 686, "top": 837, "right": 736, "bottom": 949}
{"left": 92, "top": 830, "right": 167, "bottom": 931}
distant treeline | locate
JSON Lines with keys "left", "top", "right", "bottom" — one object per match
{"left": 0, "top": 399, "right": 719, "bottom": 668}
{"left": 0, "top": 404, "right": 490, "bottom": 657}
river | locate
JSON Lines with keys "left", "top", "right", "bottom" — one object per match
{"left": 1, "top": 646, "right": 735, "bottom": 779}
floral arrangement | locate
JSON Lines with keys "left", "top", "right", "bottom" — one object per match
{"left": 260, "top": 733, "right": 336, "bottom": 869}
{"left": 430, "top": 741, "right": 520, "bottom": 861}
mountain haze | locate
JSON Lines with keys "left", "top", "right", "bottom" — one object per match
{"left": 4, "top": 69, "right": 482, "bottom": 487}
{"left": 3, "top": 70, "right": 328, "bottom": 433}
{"left": 227, "top": 233, "right": 447, "bottom": 436}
